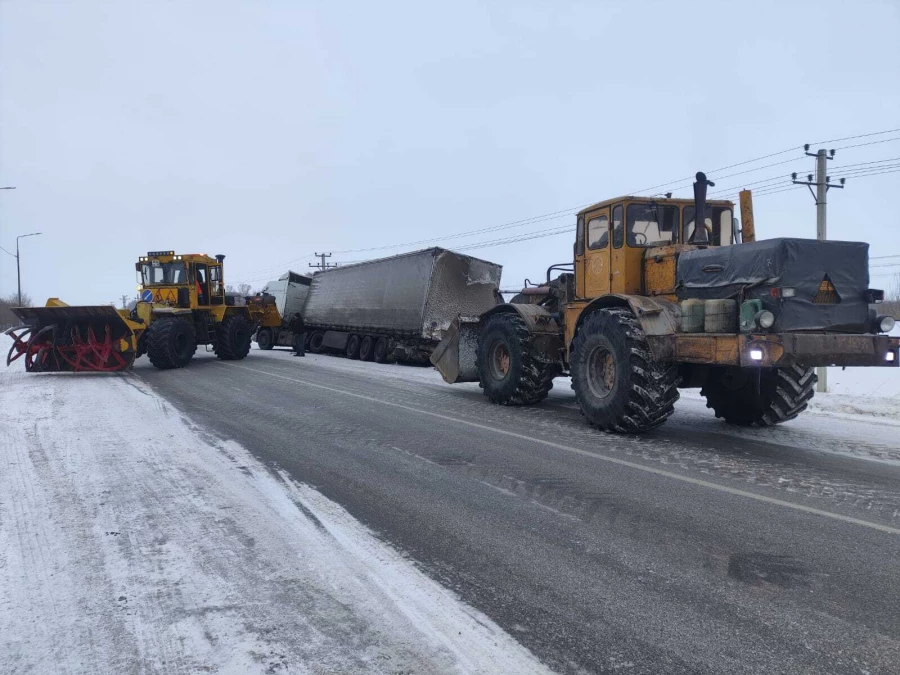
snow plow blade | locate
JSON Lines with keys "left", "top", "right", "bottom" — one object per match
{"left": 5, "top": 301, "right": 137, "bottom": 373}
{"left": 430, "top": 316, "right": 481, "bottom": 384}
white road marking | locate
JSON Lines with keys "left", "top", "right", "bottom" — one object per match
{"left": 221, "top": 362, "right": 900, "bottom": 536}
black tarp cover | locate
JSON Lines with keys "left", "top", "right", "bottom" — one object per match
{"left": 676, "top": 238, "right": 870, "bottom": 332}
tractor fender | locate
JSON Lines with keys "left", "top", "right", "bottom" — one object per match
{"left": 575, "top": 294, "right": 680, "bottom": 337}
{"left": 481, "top": 302, "right": 561, "bottom": 335}
{"left": 481, "top": 303, "right": 564, "bottom": 365}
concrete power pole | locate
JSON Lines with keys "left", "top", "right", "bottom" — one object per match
{"left": 792, "top": 145, "right": 846, "bottom": 393}
{"left": 309, "top": 252, "right": 338, "bottom": 271}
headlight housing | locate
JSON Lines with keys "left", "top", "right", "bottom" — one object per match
{"left": 754, "top": 310, "right": 775, "bottom": 330}
{"left": 877, "top": 315, "right": 896, "bottom": 333}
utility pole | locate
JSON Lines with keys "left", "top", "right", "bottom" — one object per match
{"left": 309, "top": 252, "right": 338, "bottom": 271}
{"left": 15, "top": 232, "right": 42, "bottom": 306}
{"left": 792, "top": 145, "right": 846, "bottom": 393}
{"left": 120, "top": 294, "right": 130, "bottom": 309}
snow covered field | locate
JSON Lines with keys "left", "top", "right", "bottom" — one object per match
{"left": 0, "top": 337, "right": 549, "bottom": 674}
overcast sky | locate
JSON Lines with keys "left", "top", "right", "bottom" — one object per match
{"left": 1, "top": 0, "right": 899, "bottom": 306}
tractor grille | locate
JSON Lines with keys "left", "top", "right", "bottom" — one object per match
{"left": 813, "top": 275, "right": 841, "bottom": 304}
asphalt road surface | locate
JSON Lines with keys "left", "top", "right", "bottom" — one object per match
{"left": 137, "top": 348, "right": 900, "bottom": 675}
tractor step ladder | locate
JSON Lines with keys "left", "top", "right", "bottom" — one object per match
{"left": 203, "top": 315, "right": 218, "bottom": 351}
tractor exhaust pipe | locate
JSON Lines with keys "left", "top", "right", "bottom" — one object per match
{"left": 692, "top": 172, "right": 714, "bottom": 245}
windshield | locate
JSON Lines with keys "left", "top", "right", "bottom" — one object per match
{"left": 683, "top": 206, "right": 733, "bottom": 246}
{"left": 626, "top": 203, "right": 679, "bottom": 247}
{"left": 141, "top": 261, "right": 187, "bottom": 286}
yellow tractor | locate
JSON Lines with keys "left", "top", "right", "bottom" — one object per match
{"left": 6, "top": 251, "right": 282, "bottom": 372}
{"left": 433, "top": 173, "right": 899, "bottom": 431}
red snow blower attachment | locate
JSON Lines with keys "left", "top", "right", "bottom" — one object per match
{"left": 5, "top": 302, "right": 137, "bottom": 373}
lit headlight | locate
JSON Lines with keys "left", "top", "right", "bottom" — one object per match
{"left": 755, "top": 310, "right": 775, "bottom": 329}
{"left": 887, "top": 352, "right": 896, "bottom": 362}
{"left": 877, "top": 315, "right": 896, "bottom": 333}
{"left": 749, "top": 349, "right": 764, "bottom": 361}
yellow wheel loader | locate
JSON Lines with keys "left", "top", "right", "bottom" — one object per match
{"left": 432, "top": 174, "right": 899, "bottom": 432}
{"left": 5, "top": 251, "right": 282, "bottom": 373}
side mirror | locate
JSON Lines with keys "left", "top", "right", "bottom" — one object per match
{"left": 732, "top": 217, "right": 741, "bottom": 244}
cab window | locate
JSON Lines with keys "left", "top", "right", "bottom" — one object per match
{"left": 575, "top": 215, "right": 585, "bottom": 256}
{"left": 587, "top": 215, "right": 609, "bottom": 249}
{"left": 612, "top": 204, "right": 624, "bottom": 248}
{"left": 683, "top": 206, "right": 733, "bottom": 246}
{"left": 626, "top": 204, "right": 679, "bottom": 247}
{"left": 141, "top": 261, "right": 186, "bottom": 285}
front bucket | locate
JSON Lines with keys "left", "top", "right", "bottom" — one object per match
{"left": 430, "top": 316, "right": 481, "bottom": 383}
{"left": 6, "top": 304, "right": 136, "bottom": 373}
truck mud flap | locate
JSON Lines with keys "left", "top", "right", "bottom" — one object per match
{"left": 430, "top": 317, "right": 480, "bottom": 383}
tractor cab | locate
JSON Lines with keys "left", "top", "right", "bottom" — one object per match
{"left": 573, "top": 197, "right": 736, "bottom": 302}
{"left": 136, "top": 251, "right": 226, "bottom": 308}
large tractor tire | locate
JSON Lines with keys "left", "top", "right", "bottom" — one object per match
{"left": 570, "top": 308, "right": 679, "bottom": 433}
{"left": 256, "top": 328, "right": 274, "bottom": 350}
{"left": 701, "top": 365, "right": 816, "bottom": 426}
{"left": 146, "top": 318, "right": 197, "bottom": 370}
{"left": 214, "top": 315, "right": 253, "bottom": 361}
{"left": 476, "top": 313, "right": 558, "bottom": 406}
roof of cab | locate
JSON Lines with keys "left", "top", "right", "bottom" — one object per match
{"left": 576, "top": 196, "right": 735, "bottom": 217}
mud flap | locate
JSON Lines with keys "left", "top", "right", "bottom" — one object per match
{"left": 430, "top": 316, "right": 481, "bottom": 383}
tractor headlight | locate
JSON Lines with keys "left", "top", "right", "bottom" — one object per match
{"left": 755, "top": 310, "right": 775, "bottom": 329}
{"left": 749, "top": 349, "right": 764, "bottom": 361}
{"left": 887, "top": 351, "right": 896, "bottom": 363}
{"left": 877, "top": 315, "right": 896, "bottom": 333}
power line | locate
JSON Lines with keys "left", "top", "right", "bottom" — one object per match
{"left": 630, "top": 145, "right": 802, "bottom": 195}
{"left": 719, "top": 164, "right": 900, "bottom": 202}
{"left": 872, "top": 253, "right": 900, "bottom": 260}
{"left": 236, "top": 126, "right": 900, "bottom": 276}
{"left": 810, "top": 128, "right": 900, "bottom": 145}
{"left": 0, "top": 245, "right": 15, "bottom": 258}
{"left": 457, "top": 225, "right": 573, "bottom": 251}
{"left": 828, "top": 156, "right": 900, "bottom": 172}
{"left": 833, "top": 136, "right": 900, "bottom": 151}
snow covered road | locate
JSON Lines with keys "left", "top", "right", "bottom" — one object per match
{"left": 0, "top": 361, "right": 550, "bottom": 674}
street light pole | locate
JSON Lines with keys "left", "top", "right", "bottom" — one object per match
{"left": 15, "top": 232, "right": 42, "bottom": 306}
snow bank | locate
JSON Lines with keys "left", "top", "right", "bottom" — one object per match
{"left": 0, "top": 334, "right": 549, "bottom": 675}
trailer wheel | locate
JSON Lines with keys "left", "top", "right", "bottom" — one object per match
{"left": 146, "top": 318, "right": 197, "bottom": 370}
{"left": 373, "top": 337, "right": 389, "bottom": 363}
{"left": 359, "top": 335, "right": 375, "bottom": 361}
{"left": 346, "top": 334, "right": 361, "bottom": 359}
{"left": 308, "top": 331, "right": 325, "bottom": 353}
{"left": 476, "top": 312, "right": 558, "bottom": 405}
{"left": 570, "top": 308, "right": 679, "bottom": 433}
{"left": 214, "top": 315, "right": 253, "bottom": 361}
{"left": 256, "top": 328, "right": 274, "bottom": 350}
{"left": 701, "top": 365, "right": 816, "bottom": 426}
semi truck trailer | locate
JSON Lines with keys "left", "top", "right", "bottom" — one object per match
{"left": 255, "top": 248, "right": 503, "bottom": 363}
